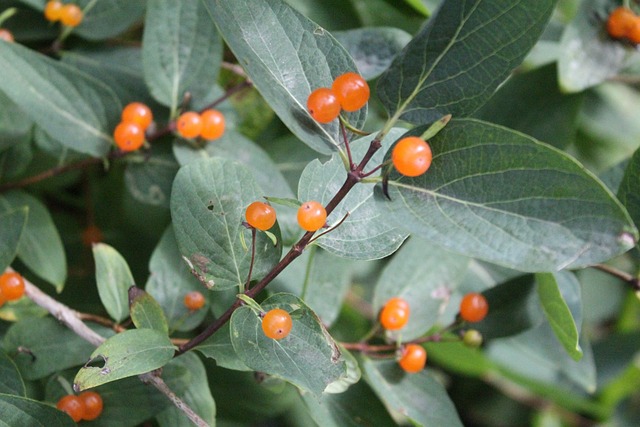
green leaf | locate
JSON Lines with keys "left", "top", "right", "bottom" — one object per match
{"left": 0, "top": 91, "right": 32, "bottom": 153}
{"left": 0, "top": 351, "right": 25, "bottom": 396}
{"left": 170, "top": 157, "right": 283, "bottom": 291}
{"left": 375, "top": 119, "right": 638, "bottom": 272}
{"left": 377, "top": 0, "right": 556, "bottom": 124}
{"left": 74, "top": 329, "right": 175, "bottom": 390}
{"left": 2, "top": 317, "right": 111, "bottom": 380}
{"left": 73, "top": 0, "right": 146, "bottom": 40}
{"left": 618, "top": 147, "right": 640, "bottom": 234}
{"left": 125, "top": 153, "right": 180, "bottom": 208}
{"left": 558, "top": 0, "right": 630, "bottom": 92}
{"left": 0, "top": 42, "right": 120, "bottom": 157}
{"left": 402, "top": 0, "right": 430, "bottom": 15}
{"left": 298, "top": 128, "right": 409, "bottom": 260}
{"left": 373, "top": 237, "right": 470, "bottom": 340}
{"left": 145, "top": 226, "right": 209, "bottom": 332}
{"left": 537, "top": 272, "right": 582, "bottom": 360}
{"left": 143, "top": 0, "right": 222, "bottom": 113}
{"left": 334, "top": 27, "right": 412, "bottom": 80}
{"left": 230, "top": 293, "right": 346, "bottom": 395}
{"left": 0, "top": 207, "right": 27, "bottom": 272}
{"left": 0, "top": 191, "right": 66, "bottom": 291}
{"left": 362, "top": 358, "right": 463, "bottom": 427}
{"left": 196, "top": 322, "right": 250, "bottom": 371}
{"left": 202, "top": 0, "right": 365, "bottom": 154}
{"left": 129, "top": 286, "right": 169, "bottom": 333}
{"left": 0, "top": 394, "right": 75, "bottom": 426}
{"left": 93, "top": 243, "right": 136, "bottom": 323}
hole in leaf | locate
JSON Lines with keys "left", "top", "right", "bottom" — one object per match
{"left": 83, "top": 354, "right": 107, "bottom": 369}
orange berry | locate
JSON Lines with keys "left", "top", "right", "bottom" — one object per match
{"left": 200, "top": 109, "right": 225, "bottom": 140}
{"left": 379, "top": 297, "right": 410, "bottom": 330}
{"left": 79, "top": 391, "right": 103, "bottom": 421}
{"left": 331, "top": 72, "right": 370, "bottom": 112}
{"left": 245, "top": 201, "right": 276, "bottom": 231}
{"left": 184, "top": 291, "right": 205, "bottom": 311}
{"left": 44, "top": 1, "right": 64, "bottom": 22}
{"left": 261, "top": 308, "right": 292, "bottom": 340}
{"left": 307, "top": 88, "right": 341, "bottom": 123}
{"left": 297, "top": 200, "right": 327, "bottom": 232}
{"left": 398, "top": 344, "right": 427, "bottom": 373}
{"left": 607, "top": 7, "right": 636, "bottom": 39}
{"left": 176, "top": 111, "right": 203, "bottom": 139}
{"left": 113, "top": 121, "right": 145, "bottom": 152}
{"left": 628, "top": 19, "right": 640, "bottom": 44}
{"left": 391, "top": 136, "right": 433, "bottom": 177}
{"left": 0, "top": 272, "right": 25, "bottom": 301}
{"left": 459, "top": 292, "right": 489, "bottom": 323}
{"left": 121, "top": 102, "right": 153, "bottom": 130}
{"left": 59, "top": 3, "right": 83, "bottom": 27}
{"left": 0, "top": 29, "right": 14, "bottom": 43}
{"left": 56, "top": 395, "right": 85, "bottom": 422}
{"left": 82, "top": 224, "right": 103, "bottom": 247}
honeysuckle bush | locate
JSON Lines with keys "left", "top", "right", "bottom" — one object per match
{"left": 0, "top": 0, "right": 640, "bottom": 425}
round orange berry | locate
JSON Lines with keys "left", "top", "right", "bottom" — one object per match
{"left": 0, "top": 29, "right": 14, "bottom": 43}
{"left": 59, "top": 3, "right": 83, "bottom": 27}
{"left": 307, "top": 88, "right": 341, "bottom": 123}
{"left": 398, "top": 344, "right": 427, "bottom": 373}
{"left": 0, "top": 272, "right": 25, "bottom": 301}
{"left": 245, "top": 201, "right": 276, "bottom": 231}
{"left": 297, "top": 200, "right": 327, "bottom": 232}
{"left": 121, "top": 102, "right": 153, "bottom": 130}
{"left": 44, "top": 0, "right": 64, "bottom": 22}
{"left": 391, "top": 136, "right": 433, "bottom": 177}
{"left": 113, "top": 121, "right": 145, "bottom": 152}
{"left": 459, "top": 292, "right": 489, "bottom": 323}
{"left": 379, "top": 297, "right": 410, "bottom": 330}
{"left": 261, "top": 308, "right": 292, "bottom": 340}
{"left": 56, "top": 395, "right": 85, "bottom": 422}
{"left": 200, "top": 109, "right": 225, "bottom": 140}
{"left": 331, "top": 72, "right": 370, "bottom": 112}
{"left": 176, "top": 111, "right": 203, "bottom": 139}
{"left": 628, "top": 19, "right": 640, "bottom": 44}
{"left": 79, "top": 391, "right": 103, "bottom": 421}
{"left": 184, "top": 291, "right": 205, "bottom": 311}
{"left": 607, "top": 7, "right": 636, "bottom": 39}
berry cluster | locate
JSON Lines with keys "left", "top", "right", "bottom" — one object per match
{"left": 607, "top": 6, "right": 640, "bottom": 44}
{"left": 261, "top": 308, "right": 292, "bottom": 340}
{"left": 176, "top": 109, "right": 226, "bottom": 141}
{"left": 183, "top": 290, "right": 205, "bottom": 311}
{"left": 0, "top": 271, "right": 25, "bottom": 307}
{"left": 307, "top": 72, "right": 370, "bottom": 123}
{"left": 113, "top": 102, "right": 153, "bottom": 152}
{"left": 243, "top": 199, "right": 328, "bottom": 233}
{"left": 56, "top": 391, "right": 103, "bottom": 422}
{"left": 44, "top": 1, "right": 83, "bottom": 27}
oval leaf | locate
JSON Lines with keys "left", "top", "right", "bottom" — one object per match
{"left": 93, "top": 243, "right": 136, "bottom": 323}
{"left": 0, "top": 351, "right": 25, "bottom": 396}
{"left": 73, "top": 0, "right": 146, "bottom": 41}
{"left": 170, "top": 157, "right": 283, "bottom": 291}
{"left": 202, "top": 0, "right": 365, "bottom": 154}
{"left": 618, "top": 146, "right": 640, "bottom": 236}
{"left": 377, "top": 0, "right": 556, "bottom": 124}
{"left": 74, "top": 329, "right": 175, "bottom": 390}
{"left": 375, "top": 119, "right": 638, "bottom": 272}
{"left": 0, "top": 394, "right": 75, "bottom": 427}
{"left": 0, "top": 207, "right": 28, "bottom": 272}
{"left": 230, "top": 293, "right": 346, "bottom": 396}
{"left": 129, "top": 287, "right": 169, "bottom": 333}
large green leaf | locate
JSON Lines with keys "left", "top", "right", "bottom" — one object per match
{"left": 201, "top": 0, "right": 365, "bottom": 154}
{"left": 0, "top": 351, "right": 25, "bottom": 396}
{"left": 124, "top": 153, "right": 180, "bottom": 208}
{"left": 373, "top": 237, "right": 470, "bottom": 340}
{"left": 170, "top": 157, "right": 283, "bottom": 291}
{"left": 230, "top": 293, "right": 346, "bottom": 395}
{"left": 93, "top": 243, "right": 136, "bottom": 323}
{"left": 377, "top": 0, "right": 556, "bottom": 124}
{"left": 74, "top": 329, "right": 175, "bottom": 390}
{"left": 375, "top": 119, "right": 638, "bottom": 272}
{"left": 0, "top": 394, "right": 75, "bottom": 427}
{"left": 0, "top": 191, "right": 66, "bottom": 291}
{"left": 73, "top": 0, "right": 146, "bottom": 41}
{"left": 0, "top": 207, "right": 27, "bottom": 272}
{"left": 143, "top": 0, "right": 222, "bottom": 113}
{"left": 362, "top": 358, "right": 463, "bottom": 427}
{"left": 618, "top": 147, "right": 640, "bottom": 234}
{"left": 298, "top": 128, "right": 409, "bottom": 260}
{"left": 0, "top": 42, "right": 119, "bottom": 157}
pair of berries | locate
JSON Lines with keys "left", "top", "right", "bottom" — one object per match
{"left": 0, "top": 28, "right": 14, "bottom": 42}
{"left": 184, "top": 291, "right": 205, "bottom": 311}
{"left": 378, "top": 298, "right": 426, "bottom": 373}
{"left": 56, "top": 391, "right": 103, "bottom": 422}
{"left": 607, "top": 6, "right": 640, "bottom": 44}
{"left": 307, "top": 72, "right": 370, "bottom": 123}
{"left": 261, "top": 308, "right": 292, "bottom": 340}
{"left": 244, "top": 200, "right": 327, "bottom": 233}
{"left": 44, "top": 1, "right": 83, "bottom": 27}
{"left": 113, "top": 102, "right": 153, "bottom": 152}
{"left": 0, "top": 271, "right": 25, "bottom": 307}
{"left": 391, "top": 136, "right": 433, "bottom": 177}
{"left": 176, "top": 109, "right": 225, "bottom": 141}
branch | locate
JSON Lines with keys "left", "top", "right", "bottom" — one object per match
{"left": 592, "top": 264, "right": 640, "bottom": 291}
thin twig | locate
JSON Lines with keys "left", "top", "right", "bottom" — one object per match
{"left": 592, "top": 264, "right": 640, "bottom": 291}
